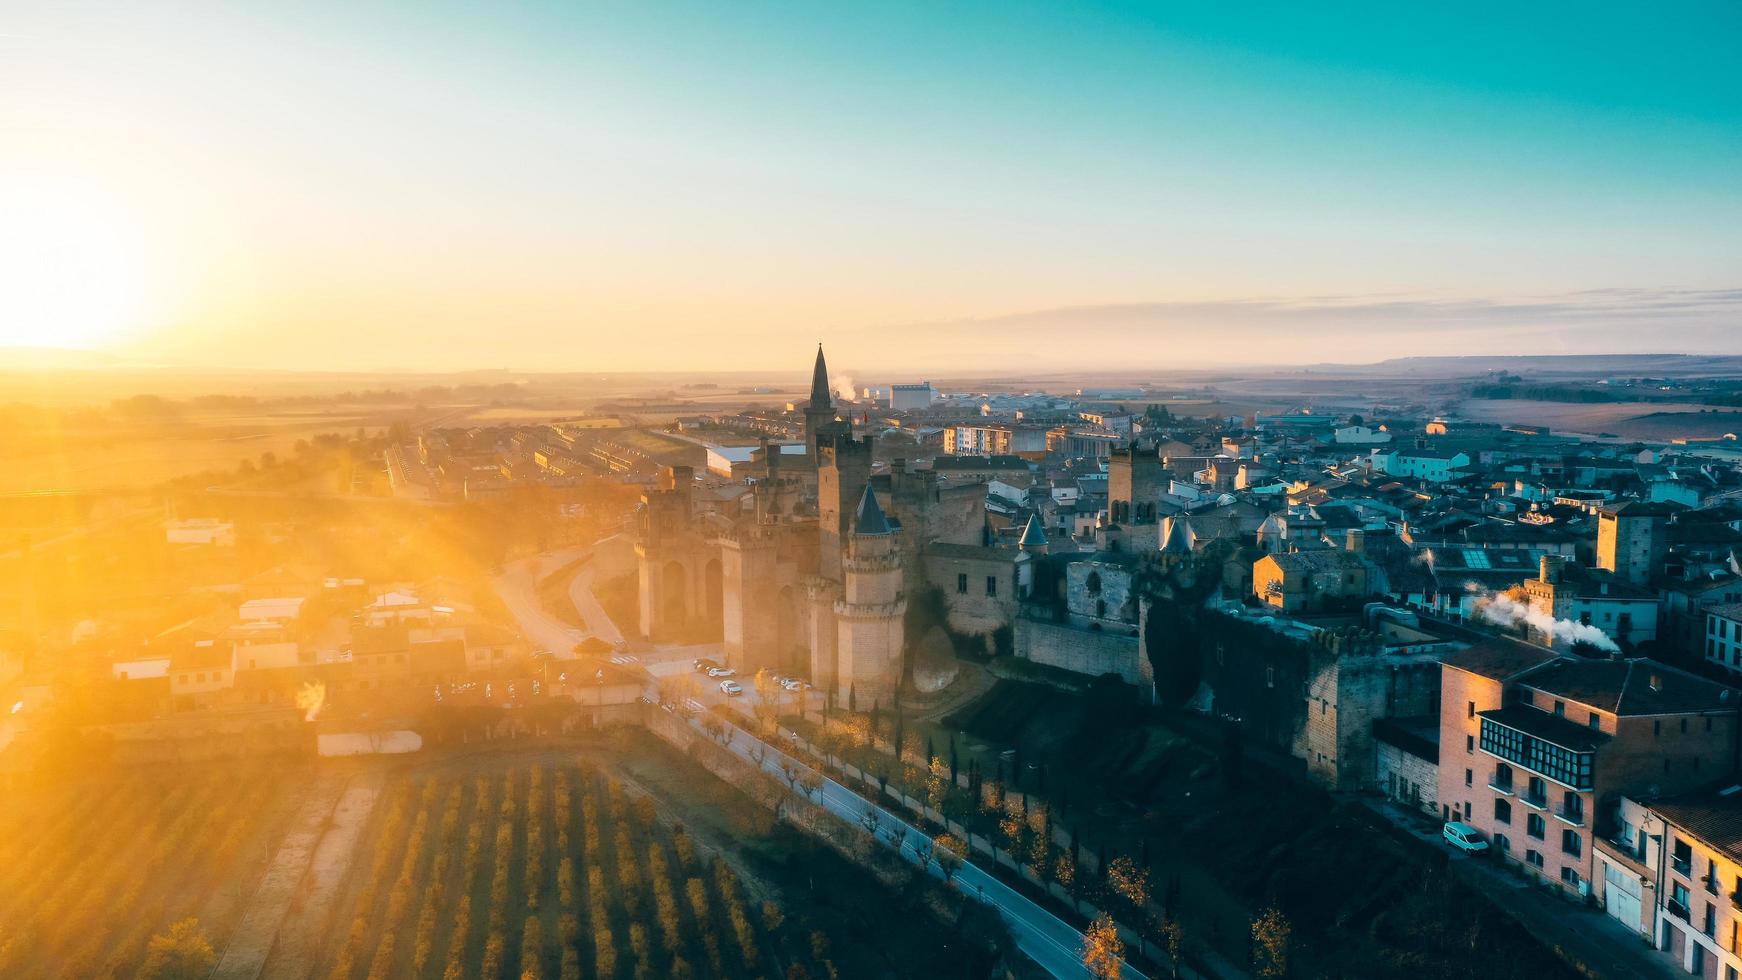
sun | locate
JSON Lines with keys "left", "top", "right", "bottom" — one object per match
{"left": 0, "top": 178, "right": 155, "bottom": 350}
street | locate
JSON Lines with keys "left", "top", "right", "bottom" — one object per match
{"left": 683, "top": 708, "right": 1151, "bottom": 980}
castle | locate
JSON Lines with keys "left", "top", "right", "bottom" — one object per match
{"left": 634, "top": 346, "right": 991, "bottom": 707}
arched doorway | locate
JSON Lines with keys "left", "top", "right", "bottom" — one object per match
{"left": 777, "top": 585, "right": 798, "bottom": 672}
{"left": 662, "top": 561, "right": 687, "bottom": 630}
{"left": 703, "top": 558, "right": 723, "bottom": 630}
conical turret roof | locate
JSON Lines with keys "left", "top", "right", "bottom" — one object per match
{"left": 1018, "top": 512, "right": 1048, "bottom": 549}
{"left": 853, "top": 483, "right": 891, "bottom": 535}
{"left": 810, "top": 344, "right": 832, "bottom": 408}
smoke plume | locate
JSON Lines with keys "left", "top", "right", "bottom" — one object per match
{"left": 296, "top": 681, "right": 327, "bottom": 722}
{"left": 834, "top": 374, "right": 856, "bottom": 402}
{"left": 1470, "top": 591, "right": 1619, "bottom": 653}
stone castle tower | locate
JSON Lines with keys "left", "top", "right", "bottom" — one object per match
{"left": 825, "top": 485, "right": 906, "bottom": 707}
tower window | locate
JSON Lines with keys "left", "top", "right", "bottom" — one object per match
{"left": 986, "top": 576, "right": 997, "bottom": 597}
{"left": 957, "top": 573, "right": 967, "bottom": 594}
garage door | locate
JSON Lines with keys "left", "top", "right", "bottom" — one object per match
{"left": 1604, "top": 859, "right": 1643, "bottom": 935}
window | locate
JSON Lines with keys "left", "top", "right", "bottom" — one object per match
{"left": 1265, "top": 666, "right": 1276, "bottom": 688}
{"left": 196, "top": 672, "right": 206, "bottom": 683}
{"left": 1553, "top": 700, "right": 1565, "bottom": 717}
{"left": 1708, "top": 859, "right": 1722, "bottom": 894}
{"left": 1466, "top": 734, "right": 1475, "bottom": 753}
{"left": 1527, "top": 814, "right": 1546, "bottom": 840}
{"left": 1561, "top": 829, "right": 1581, "bottom": 857}
{"left": 985, "top": 575, "right": 997, "bottom": 597}
{"left": 1525, "top": 849, "right": 1544, "bottom": 869}
{"left": 1674, "top": 838, "right": 1694, "bottom": 877}
{"left": 1683, "top": 718, "right": 1690, "bottom": 734}
{"left": 1480, "top": 719, "right": 1596, "bottom": 790}
{"left": 956, "top": 573, "right": 967, "bottom": 594}
{"left": 1588, "top": 713, "right": 1601, "bottom": 730}
{"left": 1655, "top": 719, "right": 1662, "bottom": 736}
{"left": 1465, "top": 768, "right": 1473, "bottom": 787}
{"left": 1494, "top": 798, "right": 1512, "bottom": 824}
{"left": 1468, "top": 701, "right": 1476, "bottom": 719}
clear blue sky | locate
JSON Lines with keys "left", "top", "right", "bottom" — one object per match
{"left": 3, "top": 1, "right": 1739, "bottom": 369}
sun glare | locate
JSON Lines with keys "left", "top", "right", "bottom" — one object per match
{"left": 0, "top": 179, "right": 155, "bottom": 350}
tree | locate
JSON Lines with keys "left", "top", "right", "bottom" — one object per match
{"left": 141, "top": 919, "right": 215, "bottom": 980}
{"left": 1082, "top": 913, "right": 1124, "bottom": 980}
{"left": 1252, "top": 906, "right": 1291, "bottom": 978}
{"left": 1161, "top": 917, "right": 1185, "bottom": 979}
{"left": 932, "top": 833, "right": 966, "bottom": 886}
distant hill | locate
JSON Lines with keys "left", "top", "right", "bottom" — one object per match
{"left": 1300, "top": 353, "right": 1742, "bottom": 379}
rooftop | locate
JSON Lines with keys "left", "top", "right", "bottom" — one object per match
{"left": 1521, "top": 658, "right": 1735, "bottom": 716}
{"left": 1442, "top": 640, "right": 1560, "bottom": 681}
{"left": 1652, "top": 787, "right": 1742, "bottom": 865}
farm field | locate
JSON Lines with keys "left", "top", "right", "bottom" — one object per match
{"left": 0, "top": 737, "right": 982, "bottom": 980}
{"left": 0, "top": 406, "right": 461, "bottom": 495}
{"left": 1450, "top": 398, "right": 1742, "bottom": 440}
{"left": 302, "top": 741, "right": 980, "bottom": 980}
{"left": 0, "top": 761, "right": 311, "bottom": 978}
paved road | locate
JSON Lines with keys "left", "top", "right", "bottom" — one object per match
{"left": 567, "top": 564, "right": 625, "bottom": 646}
{"left": 682, "top": 709, "right": 1148, "bottom": 980}
{"left": 492, "top": 547, "right": 591, "bottom": 656}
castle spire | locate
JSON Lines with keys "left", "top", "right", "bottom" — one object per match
{"left": 853, "top": 483, "right": 891, "bottom": 536}
{"left": 810, "top": 343, "right": 832, "bottom": 409}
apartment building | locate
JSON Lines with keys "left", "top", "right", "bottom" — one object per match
{"left": 1439, "top": 642, "right": 1737, "bottom": 899}
{"left": 1598, "top": 787, "right": 1742, "bottom": 979}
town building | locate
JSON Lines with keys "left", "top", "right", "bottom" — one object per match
{"left": 1438, "top": 643, "right": 1737, "bottom": 899}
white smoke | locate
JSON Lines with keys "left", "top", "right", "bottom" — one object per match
{"left": 834, "top": 374, "right": 856, "bottom": 402}
{"left": 1470, "top": 591, "right": 1619, "bottom": 653}
{"left": 296, "top": 681, "right": 327, "bottom": 722}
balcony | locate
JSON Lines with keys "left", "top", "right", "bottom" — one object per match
{"left": 1488, "top": 776, "right": 1516, "bottom": 796}
{"left": 1554, "top": 805, "right": 1586, "bottom": 827}
{"left": 1520, "top": 792, "right": 1550, "bottom": 811}
{"left": 1667, "top": 899, "right": 1691, "bottom": 922}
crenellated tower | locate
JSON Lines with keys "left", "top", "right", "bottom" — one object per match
{"left": 832, "top": 485, "right": 906, "bottom": 708}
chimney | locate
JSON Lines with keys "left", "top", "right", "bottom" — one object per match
{"left": 1649, "top": 672, "right": 1662, "bottom": 693}
{"left": 1539, "top": 554, "right": 1564, "bottom": 584}
{"left": 1345, "top": 528, "right": 1365, "bottom": 554}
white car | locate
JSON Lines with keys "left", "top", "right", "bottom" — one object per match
{"left": 1442, "top": 821, "right": 1489, "bottom": 853}
{"left": 780, "top": 678, "right": 803, "bottom": 692}
{"left": 719, "top": 680, "right": 744, "bottom": 696}
{"left": 707, "top": 666, "right": 736, "bottom": 678}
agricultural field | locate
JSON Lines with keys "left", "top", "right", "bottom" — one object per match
{"left": 306, "top": 744, "right": 982, "bottom": 980}
{"left": 0, "top": 761, "right": 310, "bottom": 978}
{"left": 1450, "top": 398, "right": 1742, "bottom": 440}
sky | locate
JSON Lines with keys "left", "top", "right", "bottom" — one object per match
{"left": 2, "top": 1, "right": 1740, "bottom": 374}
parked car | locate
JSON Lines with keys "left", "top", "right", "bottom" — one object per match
{"left": 707, "top": 666, "right": 736, "bottom": 678}
{"left": 1442, "top": 821, "right": 1489, "bottom": 853}
{"left": 780, "top": 678, "right": 803, "bottom": 692}
{"left": 719, "top": 680, "right": 744, "bottom": 696}
{"left": 692, "top": 658, "right": 719, "bottom": 673}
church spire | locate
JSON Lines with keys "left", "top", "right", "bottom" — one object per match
{"left": 810, "top": 343, "right": 832, "bottom": 409}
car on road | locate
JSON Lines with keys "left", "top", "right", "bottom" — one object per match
{"left": 719, "top": 680, "right": 744, "bottom": 696}
{"left": 780, "top": 678, "right": 803, "bottom": 692}
{"left": 706, "top": 666, "right": 736, "bottom": 678}
{"left": 1442, "top": 821, "right": 1489, "bottom": 853}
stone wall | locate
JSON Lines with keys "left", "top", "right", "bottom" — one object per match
{"left": 1013, "top": 616, "right": 1143, "bottom": 685}
{"left": 1299, "top": 653, "right": 1441, "bottom": 792}
{"left": 1376, "top": 740, "right": 1439, "bottom": 817}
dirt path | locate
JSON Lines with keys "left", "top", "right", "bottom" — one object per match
{"left": 256, "top": 768, "right": 387, "bottom": 980}
{"left": 210, "top": 769, "right": 350, "bottom": 980}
